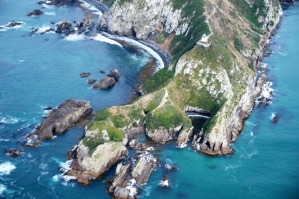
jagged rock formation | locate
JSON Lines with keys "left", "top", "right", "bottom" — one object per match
{"left": 108, "top": 152, "right": 157, "bottom": 199}
{"left": 23, "top": 99, "right": 92, "bottom": 147}
{"left": 67, "top": 142, "right": 128, "bottom": 185}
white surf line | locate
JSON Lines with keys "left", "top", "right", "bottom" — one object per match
{"left": 102, "top": 33, "right": 165, "bottom": 70}
{"left": 78, "top": 0, "right": 102, "bottom": 18}
{"left": 76, "top": 0, "right": 165, "bottom": 70}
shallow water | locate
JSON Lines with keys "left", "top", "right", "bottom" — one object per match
{"left": 1, "top": 1, "right": 299, "bottom": 199}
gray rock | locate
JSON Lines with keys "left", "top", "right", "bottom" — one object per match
{"left": 93, "top": 77, "right": 116, "bottom": 90}
{"left": 87, "top": 79, "right": 96, "bottom": 84}
{"left": 67, "top": 142, "right": 128, "bottom": 185}
{"left": 107, "top": 69, "right": 121, "bottom": 81}
{"left": 23, "top": 99, "right": 92, "bottom": 147}
{"left": 80, "top": 72, "right": 91, "bottom": 78}
{"left": 27, "top": 9, "right": 44, "bottom": 16}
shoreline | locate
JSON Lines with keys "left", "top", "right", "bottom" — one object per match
{"left": 78, "top": 0, "right": 171, "bottom": 70}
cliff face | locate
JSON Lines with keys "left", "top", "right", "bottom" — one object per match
{"left": 99, "top": 0, "right": 188, "bottom": 39}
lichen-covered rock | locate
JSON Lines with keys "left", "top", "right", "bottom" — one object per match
{"left": 67, "top": 142, "right": 128, "bottom": 185}
{"left": 109, "top": 152, "right": 157, "bottom": 199}
{"left": 23, "top": 99, "right": 92, "bottom": 147}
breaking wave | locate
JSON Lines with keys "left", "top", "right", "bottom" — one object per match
{"left": 0, "top": 162, "right": 16, "bottom": 176}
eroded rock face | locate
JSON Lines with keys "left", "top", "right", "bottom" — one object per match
{"left": 109, "top": 152, "right": 157, "bottom": 199}
{"left": 145, "top": 126, "right": 182, "bottom": 145}
{"left": 23, "top": 99, "right": 92, "bottom": 147}
{"left": 67, "top": 142, "right": 128, "bottom": 185}
{"left": 99, "top": 0, "right": 188, "bottom": 39}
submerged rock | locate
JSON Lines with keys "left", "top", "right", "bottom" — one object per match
{"left": 27, "top": 9, "right": 44, "bottom": 16}
{"left": 80, "top": 72, "right": 91, "bottom": 78}
{"left": 4, "top": 148, "right": 22, "bottom": 157}
{"left": 87, "top": 79, "right": 96, "bottom": 84}
{"left": 93, "top": 77, "right": 116, "bottom": 90}
{"left": 6, "top": 21, "right": 23, "bottom": 27}
{"left": 109, "top": 151, "right": 157, "bottom": 199}
{"left": 23, "top": 99, "right": 92, "bottom": 147}
{"left": 271, "top": 113, "right": 279, "bottom": 123}
{"left": 159, "top": 175, "right": 170, "bottom": 188}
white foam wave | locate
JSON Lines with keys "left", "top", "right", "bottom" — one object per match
{"left": 36, "top": 26, "right": 54, "bottom": 34}
{"left": 44, "top": 11, "right": 56, "bottom": 16}
{"left": 91, "top": 34, "right": 122, "bottom": 47}
{"left": 0, "top": 138, "right": 9, "bottom": 142}
{"left": 59, "top": 160, "right": 73, "bottom": 172}
{"left": 0, "top": 22, "right": 24, "bottom": 31}
{"left": 79, "top": 0, "right": 102, "bottom": 17}
{"left": 64, "top": 33, "right": 85, "bottom": 41}
{"left": 0, "top": 114, "right": 20, "bottom": 125}
{"left": 0, "top": 184, "right": 6, "bottom": 195}
{"left": 103, "top": 34, "right": 165, "bottom": 70}
{"left": 0, "top": 162, "right": 16, "bottom": 176}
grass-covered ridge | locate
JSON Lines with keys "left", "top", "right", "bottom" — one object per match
{"left": 170, "top": 0, "right": 209, "bottom": 62}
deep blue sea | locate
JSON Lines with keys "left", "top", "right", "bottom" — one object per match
{"left": 0, "top": 1, "right": 299, "bottom": 199}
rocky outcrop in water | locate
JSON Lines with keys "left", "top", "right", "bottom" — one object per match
{"left": 80, "top": 72, "right": 91, "bottom": 78}
{"left": 23, "top": 99, "right": 92, "bottom": 147}
{"left": 93, "top": 69, "right": 121, "bottom": 90}
{"left": 27, "top": 9, "right": 44, "bottom": 16}
{"left": 108, "top": 151, "right": 157, "bottom": 199}
{"left": 4, "top": 149, "right": 22, "bottom": 158}
{"left": 67, "top": 142, "right": 128, "bottom": 185}
{"left": 93, "top": 77, "right": 116, "bottom": 89}
{"left": 55, "top": 20, "right": 74, "bottom": 35}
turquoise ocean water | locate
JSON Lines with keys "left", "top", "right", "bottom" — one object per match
{"left": 0, "top": 1, "right": 298, "bottom": 198}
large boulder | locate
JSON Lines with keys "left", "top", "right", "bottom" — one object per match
{"left": 66, "top": 142, "right": 128, "bottom": 185}
{"left": 107, "top": 69, "right": 121, "bottom": 81}
{"left": 109, "top": 151, "right": 157, "bottom": 199}
{"left": 93, "top": 77, "right": 116, "bottom": 90}
{"left": 23, "top": 99, "right": 92, "bottom": 147}
{"left": 48, "top": 0, "right": 76, "bottom": 6}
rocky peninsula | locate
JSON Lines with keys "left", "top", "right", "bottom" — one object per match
{"left": 23, "top": 0, "right": 288, "bottom": 198}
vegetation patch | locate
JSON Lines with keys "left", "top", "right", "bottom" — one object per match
{"left": 145, "top": 102, "right": 192, "bottom": 130}
{"left": 93, "top": 109, "right": 111, "bottom": 121}
{"left": 111, "top": 114, "right": 131, "bottom": 128}
{"left": 143, "top": 68, "right": 174, "bottom": 93}
{"left": 144, "top": 90, "right": 165, "bottom": 112}
{"left": 170, "top": 0, "right": 209, "bottom": 62}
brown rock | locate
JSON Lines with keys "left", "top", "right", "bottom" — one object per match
{"left": 93, "top": 77, "right": 116, "bottom": 89}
